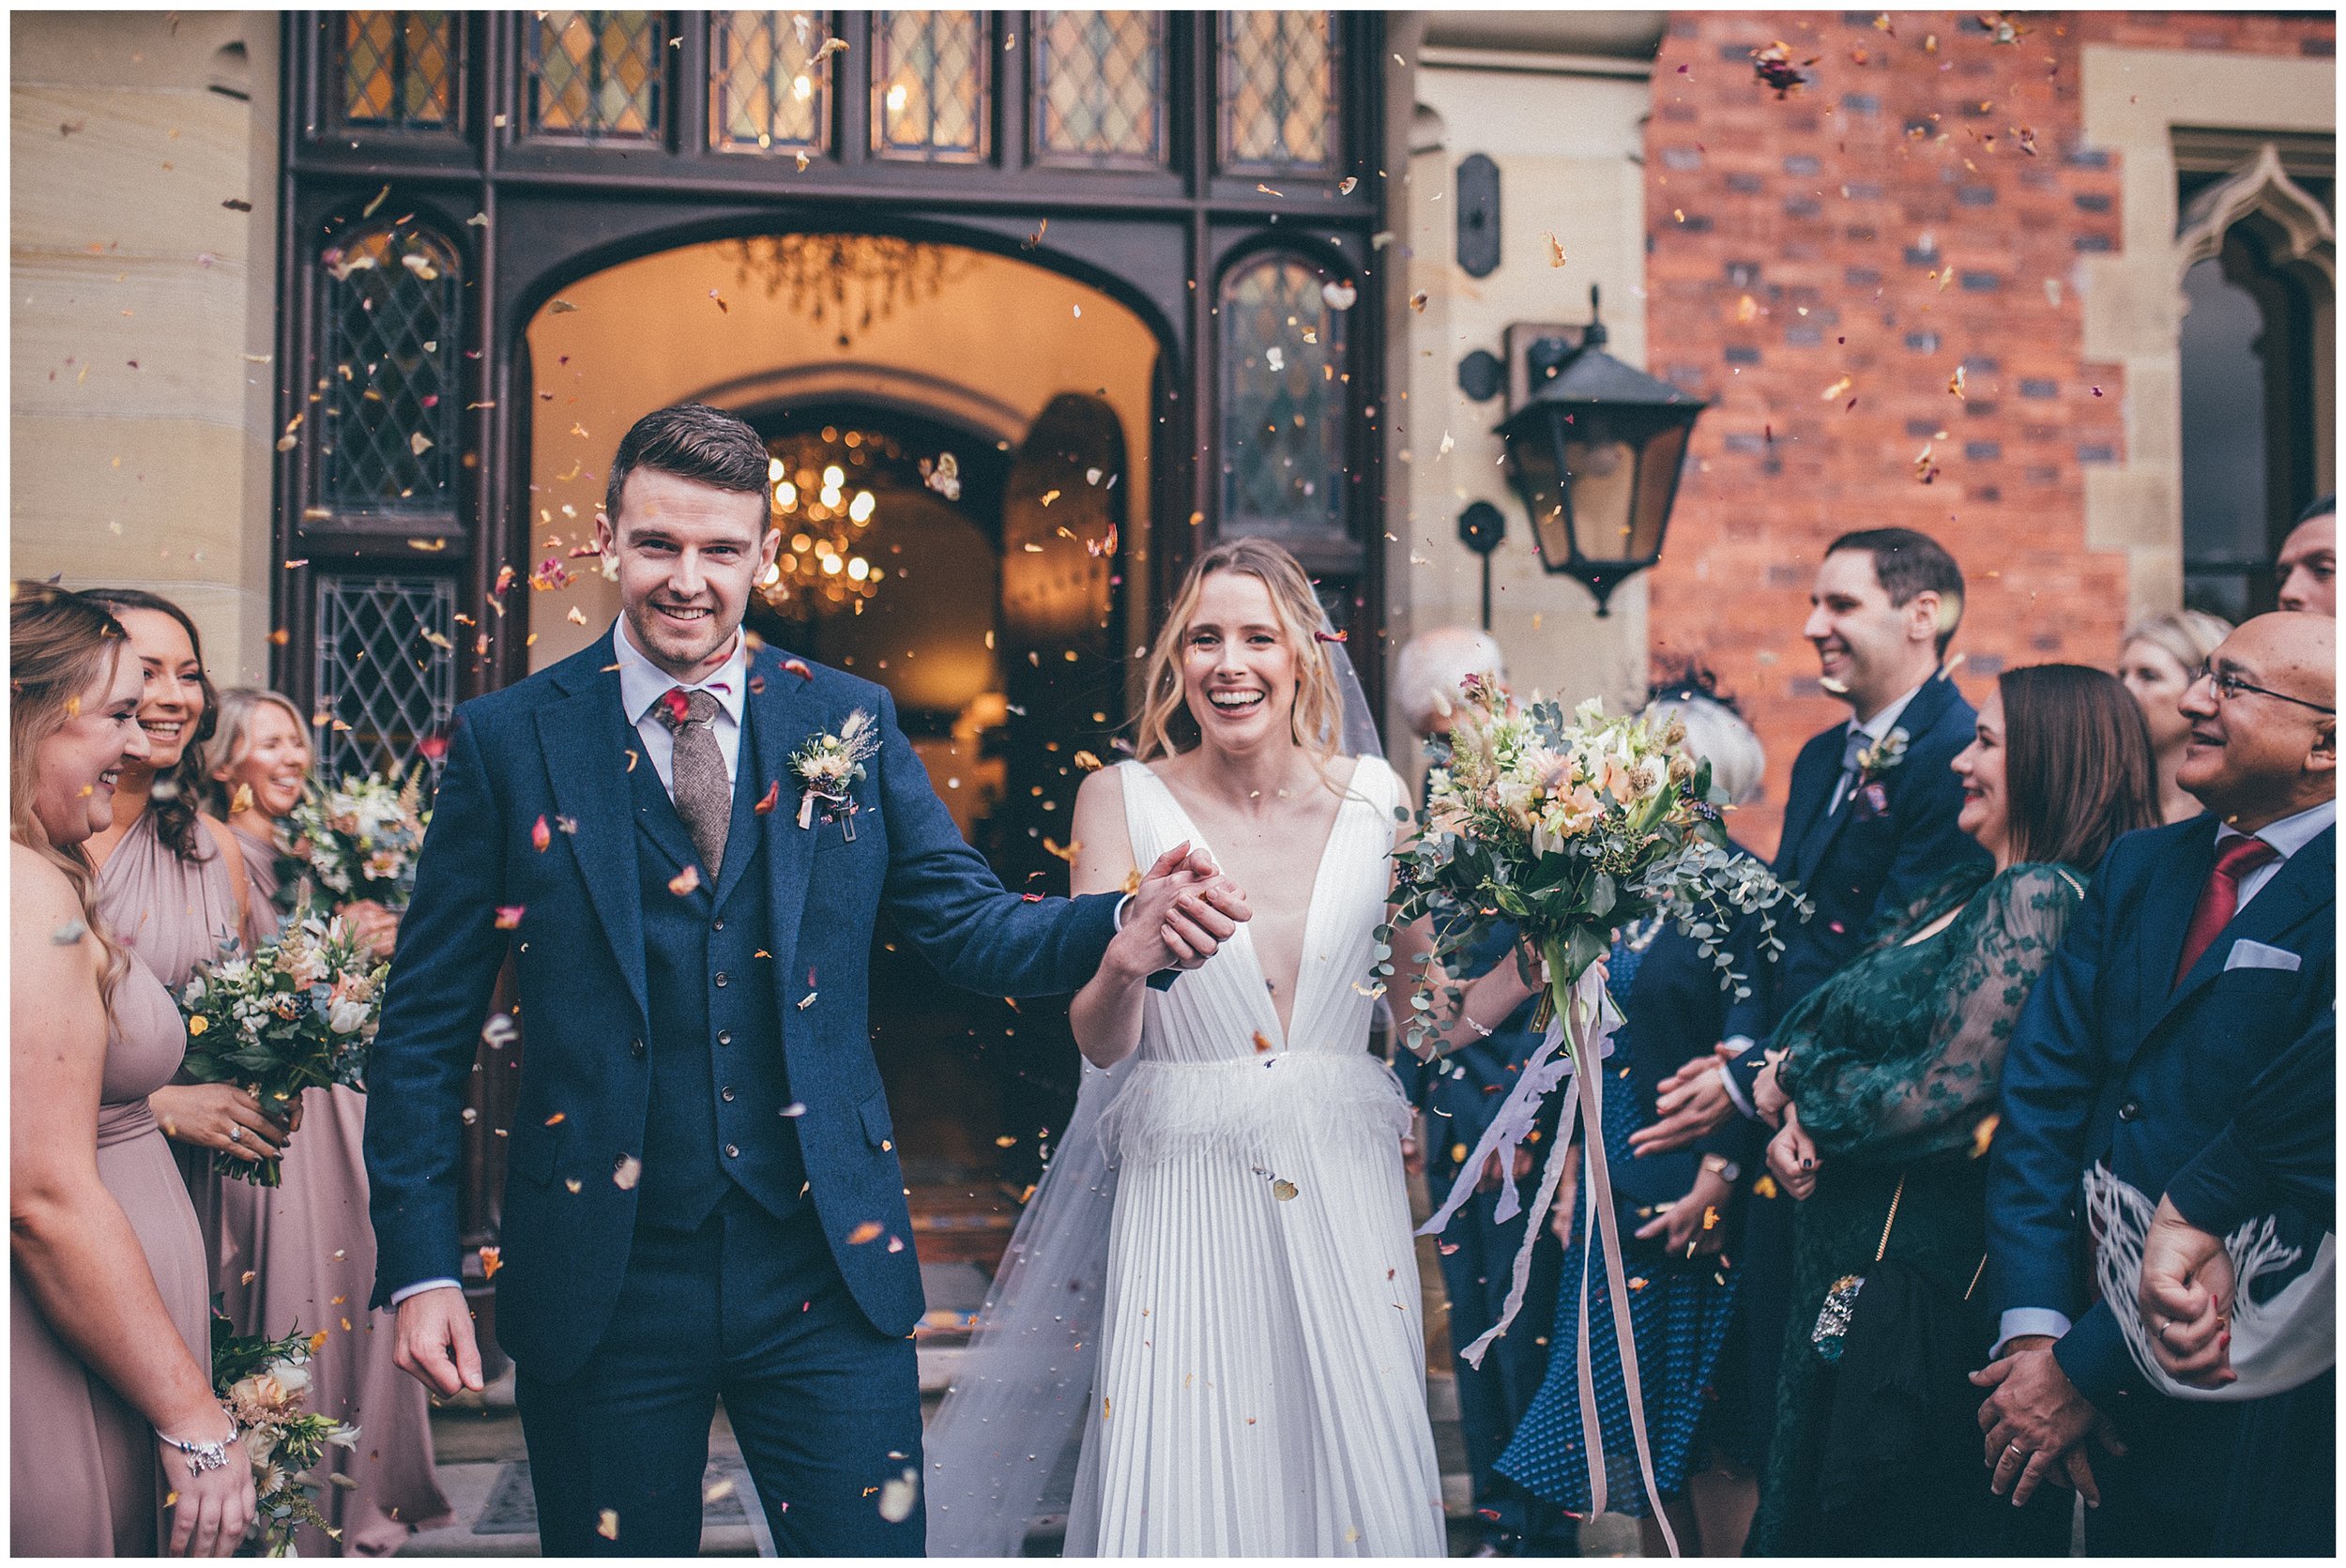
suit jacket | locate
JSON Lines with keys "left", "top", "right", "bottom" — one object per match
{"left": 1729, "top": 672, "right": 1987, "bottom": 1104}
{"left": 364, "top": 631, "right": 1120, "bottom": 1378}
{"left": 1986, "top": 815, "right": 2338, "bottom": 1412}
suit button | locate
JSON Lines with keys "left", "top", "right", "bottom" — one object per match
{"left": 714, "top": 972, "right": 729, "bottom": 988}
{"left": 717, "top": 1030, "right": 733, "bottom": 1046}
{"left": 712, "top": 917, "right": 725, "bottom": 932}
{"left": 724, "top": 1143, "right": 739, "bottom": 1159}
{"left": 2117, "top": 1101, "right": 2140, "bottom": 1122}
{"left": 629, "top": 1037, "right": 645, "bottom": 1059}
{"left": 721, "top": 1086, "right": 736, "bottom": 1103}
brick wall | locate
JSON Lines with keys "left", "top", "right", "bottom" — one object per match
{"left": 1641, "top": 9, "right": 2334, "bottom": 856}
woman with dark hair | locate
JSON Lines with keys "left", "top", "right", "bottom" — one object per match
{"left": 11, "top": 583, "right": 256, "bottom": 1555}
{"left": 1744, "top": 664, "right": 2158, "bottom": 1553}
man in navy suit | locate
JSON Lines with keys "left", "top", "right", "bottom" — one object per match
{"left": 1629, "top": 529, "right": 1988, "bottom": 1493}
{"left": 364, "top": 404, "right": 1244, "bottom": 1555}
{"left": 1977, "top": 612, "right": 2335, "bottom": 1555}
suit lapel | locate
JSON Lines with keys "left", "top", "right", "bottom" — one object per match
{"left": 2149, "top": 826, "right": 2335, "bottom": 1035}
{"left": 745, "top": 645, "right": 826, "bottom": 984}
{"left": 2130, "top": 820, "right": 2217, "bottom": 1022}
{"left": 708, "top": 713, "right": 766, "bottom": 908}
{"left": 535, "top": 634, "right": 649, "bottom": 1023}
{"left": 1791, "top": 675, "right": 1963, "bottom": 883}
{"left": 1777, "top": 734, "right": 1841, "bottom": 877}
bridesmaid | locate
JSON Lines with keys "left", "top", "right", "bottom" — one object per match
{"left": 199, "top": 687, "right": 452, "bottom": 1554}
{"left": 11, "top": 583, "right": 256, "bottom": 1555}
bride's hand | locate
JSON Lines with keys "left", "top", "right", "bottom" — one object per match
{"left": 1110, "top": 844, "right": 1250, "bottom": 978}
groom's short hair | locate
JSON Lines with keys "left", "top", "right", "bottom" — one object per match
{"left": 1824, "top": 525, "right": 1965, "bottom": 656}
{"left": 604, "top": 403, "right": 770, "bottom": 528}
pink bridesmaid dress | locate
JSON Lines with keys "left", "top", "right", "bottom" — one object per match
{"left": 10, "top": 951, "right": 211, "bottom": 1554}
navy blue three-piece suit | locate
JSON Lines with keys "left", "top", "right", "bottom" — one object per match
{"left": 1988, "top": 807, "right": 2337, "bottom": 1556}
{"left": 364, "top": 628, "right": 1120, "bottom": 1554}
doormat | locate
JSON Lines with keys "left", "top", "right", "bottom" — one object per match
{"left": 473, "top": 1455, "right": 758, "bottom": 1535}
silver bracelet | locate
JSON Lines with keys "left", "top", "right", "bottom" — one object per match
{"left": 160, "top": 1423, "right": 236, "bottom": 1476}
{"left": 1459, "top": 1010, "right": 1496, "bottom": 1039}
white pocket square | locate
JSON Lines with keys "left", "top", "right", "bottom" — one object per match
{"left": 2224, "top": 939, "right": 2303, "bottom": 973}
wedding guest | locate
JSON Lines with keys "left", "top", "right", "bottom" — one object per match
{"left": 1981, "top": 613, "right": 2334, "bottom": 1556}
{"left": 1496, "top": 685, "right": 1769, "bottom": 1557}
{"left": 195, "top": 687, "right": 452, "bottom": 1554}
{"left": 1746, "top": 663, "right": 2157, "bottom": 1551}
{"left": 2276, "top": 494, "right": 2335, "bottom": 616}
{"left": 11, "top": 583, "right": 255, "bottom": 1556}
{"left": 1632, "top": 528, "right": 1989, "bottom": 1490}
{"left": 81, "top": 591, "right": 282, "bottom": 1169}
{"left": 2119, "top": 610, "right": 2232, "bottom": 824}
{"left": 1389, "top": 625, "right": 1561, "bottom": 1556}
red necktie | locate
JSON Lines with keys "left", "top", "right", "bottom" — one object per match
{"left": 2171, "top": 835, "right": 2279, "bottom": 988}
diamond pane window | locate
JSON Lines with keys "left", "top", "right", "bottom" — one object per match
{"left": 1219, "top": 11, "right": 1334, "bottom": 174}
{"left": 312, "top": 574, "right": 458, "bottom": 785}
{"left": 710, "top": 11, "right": 830, "bottom": 154}
{"left": 334, "top": 12, "right": 457, "bottom": 130}
{"left": 1219, "top": 254, "right": 1348, "bottom": 539}
{"left": 1035, "top": 12, "right": 1163, "bottom": 166}
{"left": 319, "top": 226, "right": 460, "bottom": 515}
{"left": 528, "top": 10, "right": 662, "bottom": 140}
{"left": 873, "top": 11, "right": 987, "bottom": 161}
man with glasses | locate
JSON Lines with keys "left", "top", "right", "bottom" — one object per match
{"left": 1977, "top": 612, "right": 2335, "bottom": 1555}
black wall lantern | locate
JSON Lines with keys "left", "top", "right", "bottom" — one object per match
{"left": 1494, "top": 285, "right": 1707, "bottom": 616}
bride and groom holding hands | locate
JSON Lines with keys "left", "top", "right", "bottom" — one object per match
{"left": 365, "top": 403, "right": 1498, "bottom": 1555}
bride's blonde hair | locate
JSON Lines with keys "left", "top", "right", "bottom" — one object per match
{"left": 1134, "top": 539, "right": 1344, "bottom": 764}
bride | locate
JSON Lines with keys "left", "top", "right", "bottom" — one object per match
{"left": 926, "top": 540, "right": 1541, "bottom": 1556}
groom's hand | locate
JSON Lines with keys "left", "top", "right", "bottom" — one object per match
{"left": 393, "top": 1285, "right": 485, "bottom": 1397}
{"left": 1122, "top": 843, "right": 1250, "bottom": 974}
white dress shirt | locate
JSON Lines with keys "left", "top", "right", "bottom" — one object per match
{"left": 390, "top": 618, "right": 749, "bottom": 1309}
{"left": 1993, "top": 796, "right": 2338, "bottom": 1353}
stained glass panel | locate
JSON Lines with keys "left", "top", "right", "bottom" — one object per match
{"left": 319, "top": 226, "right": 460, "bottom": 515}
{"left": 1219, "top": 254, "right": 1348, "bottom": 538}
{"left": 710, "top": 11, "right": 830, "bottom": 154}
{"left": 527, "top": 10, "right": 661, "bottom": 140}
{"left": 1219, "top": 11, "right": 1334, "bottom": 174}
{"left": 334, "top": 11, "right": 457, "bottom": 130}
{"left": 312, "top": 574, "right": 458, "bottom": 786}
{"left": 1035, "top": 12, "right": 1162, "bottom": 165}
{"left": 873, "top": 10, "right": 986, "bottom": 161}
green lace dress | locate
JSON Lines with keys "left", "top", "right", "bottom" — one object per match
{"left": 1747, "top": 863, "right": 2085, "bottom": 1555}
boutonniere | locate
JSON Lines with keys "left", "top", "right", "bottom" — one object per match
{"left": 789, "top": 709, "right": 880, "bottom": 837}
{"left": 1850, "top": 726, "right": 1909, "bottom": 821}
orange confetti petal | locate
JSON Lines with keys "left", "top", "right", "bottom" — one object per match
{"left": 846, "top": 1221, "right": 885, "bottom": 1245}
{"left": 494, "top": 906, "right": 526, "bottom": 929}
{"left": 530, "top": 814, "right": 552, "bottom": 852}
{"left": 668, "top": 865, "right": 702, "bottom": 896}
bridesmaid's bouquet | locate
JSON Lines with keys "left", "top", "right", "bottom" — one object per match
{"left": 212, "top": 1313, "right": 358, "bottom": 1555}
{"left": 177, "top": 908, "right": 386, "bottom": 1186}
{"left": 1387, "top": 676, "right": 1801, "bottom": 1036}
{"left": 283, "top": 768, "right": 430, "bottom": 912}
{"left": 1385, "top": 676, "right": 1805, "bottom": 1549}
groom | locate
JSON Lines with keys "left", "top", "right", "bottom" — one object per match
{"left": 364, "top": 403, "right": 1244, "bottom": 1555}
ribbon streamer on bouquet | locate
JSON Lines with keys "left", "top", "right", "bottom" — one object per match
{"left": 1418, "top": 961, "right": 1677, "bottom": 1554}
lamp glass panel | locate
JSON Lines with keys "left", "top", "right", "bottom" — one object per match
{"left": 1626, "top": 421, "right": 1690, "bottom": 562}
{"left": 1562, "top": 436, "right": 1638, "bottom": 564}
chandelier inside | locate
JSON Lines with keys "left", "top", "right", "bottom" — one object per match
{"left": 730, "top": 234, "right": 968, "bottom": 348}
{"left": 760, "top": 426, "right": 891, "bottom": 614}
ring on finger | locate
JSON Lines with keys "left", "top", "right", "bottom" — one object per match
{"left": 228, "top": 1125, "right": 245, "bottom": 1143}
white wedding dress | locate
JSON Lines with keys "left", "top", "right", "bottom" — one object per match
{"left": 1040, "top": 757, "right": 1446, "bottom": 1556}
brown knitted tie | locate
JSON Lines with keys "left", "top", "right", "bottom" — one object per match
{"left": 653, "top": 687, "right": 728, "bottom": 880}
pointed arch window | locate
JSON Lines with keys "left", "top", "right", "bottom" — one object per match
{"left": 317, "top": 222, "right": 462, "bottom": 517}
{"left": 1218, "top": 252, "right": 1348, "bottom": 540}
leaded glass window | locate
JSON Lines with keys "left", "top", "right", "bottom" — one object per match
{"left": 1219, "top": 254, "right": 1348, "bottom": 538}
{"left": 312, "top": 574, "right": 458, "bottom": 784}
{"left": 319, "top": 226, "right": 460, "bottom": 515}
{"left": 1034, "top": 12, "right": 1163, "bottom": 167}
{"left": 1218, "top": 11, "right": 1334, "bottom": 174}
{"left": 710, "top": 11, "right": 830, "bottom": 154}
{"left": 332, "top": 12, "right": 458, "bottom": 131}
{"left": 527, "top": 10, "right": 662, "bottom": 141}
{"left": 872, "top": 10, "right": 987, "bottom": 161}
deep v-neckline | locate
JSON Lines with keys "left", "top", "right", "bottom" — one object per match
{"left": 1134, "top": 759, "right": 1363, "bottom": 1050}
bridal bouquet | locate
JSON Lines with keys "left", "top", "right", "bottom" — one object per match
{"left": 283, "top": 768, "right": 430, "bottom": 912}
{"left": 1386, "top": 677, "right": 1804, "bottom": 1548}
{"left": 178, "top": 908, "right": 386, "bottom": 1186}
{"left": 212, "top": 1313, "right": 358, "bottom": 1555}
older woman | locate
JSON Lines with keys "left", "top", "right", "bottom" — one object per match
{"left": 1745, "top": 665, "right": 2160, "bottom": 1552}
{"left": 195, "top": 686, "right": 451, "bottom": 1555}
{"left": 11, "top": 583, "right": 255, "bottom": 1555}
{"left": 1495, "top": 684, "right": 1771, "bottom": 1556}
{"left": 2119, "top": 609, "right": 2232, "bottom": 825}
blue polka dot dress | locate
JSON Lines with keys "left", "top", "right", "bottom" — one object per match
{"left": 1493, "top": 942, "right": 1741, "bottom": 1518}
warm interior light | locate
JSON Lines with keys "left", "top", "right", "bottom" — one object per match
{"left": 848, "top": 490, "right": 876, "bottom": 523}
